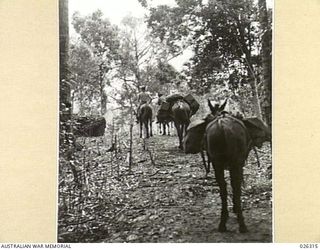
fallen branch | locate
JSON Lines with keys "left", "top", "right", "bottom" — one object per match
{"left": 149, "top": 170, "right": 160, "bottom": 176}
{"left": 137, "top": 159, "right": 148, "bottom": 163}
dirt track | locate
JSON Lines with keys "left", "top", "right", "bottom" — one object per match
{"left": 58, "top": 129, "right": 272, "bottom": 243}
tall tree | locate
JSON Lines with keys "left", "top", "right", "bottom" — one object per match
{"left": 72, "top": 10, "right": 120, "bottom": 115}
{"left": 258, "top": 0, "right": 272, "bottom": 127}
{"left": 117, "top": 15, "right": 156, "bottom": 87}
{"left": 69, "top": 42, "right": 100, "bottom": 115}
{"left": 115, "top": 14, "right": 180, "bottom": 106}
{"left": 59, "top": 0, "right": 79, "bottom": 185}
{"left": 59, "top": 0, "right": 70, "bottom": 119}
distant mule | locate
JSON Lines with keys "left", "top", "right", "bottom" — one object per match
{"left": 172, "top": 100, "right": 191, "bottom": 149}
{"left": 156, "top": 110, "right": 172, "bottom": 136}
{"left": 138, "top": 103, "right": 153, "bottom": 138}
{"left": 184, "top": 99, "right": 271, "bottom": 233}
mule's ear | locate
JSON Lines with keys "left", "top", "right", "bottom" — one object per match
{"left": 208, "top": 99, "right": 216, "bottom": 114}
{"left": 219, "top": 98, "right": 228, "bottom": 112}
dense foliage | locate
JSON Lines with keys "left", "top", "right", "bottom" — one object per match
{"left": 146, "top": 0, "right": 272, "bottom": 118}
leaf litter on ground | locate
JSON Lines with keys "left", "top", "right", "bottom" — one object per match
{"left": 58, "top": 129, "right": 272, "bottom": 243}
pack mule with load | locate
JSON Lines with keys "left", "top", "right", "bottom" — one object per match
{"left": 183, "top": 99, "right": 271, "bottom": 233}
{"left": 156, "top": 93, "right": 200, "bottom": 148}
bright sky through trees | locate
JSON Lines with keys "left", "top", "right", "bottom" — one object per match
{"left": 69, "top": 0, "right": 273, "bottom": 70}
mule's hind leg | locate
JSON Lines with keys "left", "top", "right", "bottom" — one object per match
{"left": 178, "top": 125, "right": 184, "bottom": 149}
{"left": 230, "top": 166, "right": 248, "bottom": 233}
{"left": 200, "top": 151, "right": 210, "bottom": 177}
{"left": 140, "top": 122, "right": 143, "bottom": 138}
{"left": 184, "top": 121, "right": 190, "bottom": 135}
{"left": 144, "top": 121, "right": 149, "bottom": 138}
{"left": 174, "top": 122, "right": 183, "bottom": 149}
{"left": 207, "top": 152, "right": 211, "bottom": 174}
{"left": 150, "top": 119, "right": 153, "bottom": 137}
{"left": 213, "top": 163, "right": 229, "bottom": 232}
{"left": 163, "top": 123, "right": 166, "bottom": 135}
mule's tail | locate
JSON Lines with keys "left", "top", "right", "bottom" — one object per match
{"left": 209, "top": 117, "right": 249, "bottom": 183}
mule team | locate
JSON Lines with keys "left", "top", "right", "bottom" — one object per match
{"left": 136, "top": 94, "right": 271, "bottom": 233}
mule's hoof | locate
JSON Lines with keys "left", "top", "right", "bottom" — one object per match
{"left": 218, "top": 224, "right": 227, "bottom": 232}
{"left": 239, "top": 225, "right": 248, "bottom": 233}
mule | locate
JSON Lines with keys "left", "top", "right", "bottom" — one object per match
{"left": 138, "top": 103, "right": 153, "bottom": 138}
{"left": 171, "top": 100, "right": 191, "bottom": 149}
{"left": 184, "top": 99, "right": 271, "bottom": 233}
{"left": 156, "top": 110, "right": 172, "bottom": 136}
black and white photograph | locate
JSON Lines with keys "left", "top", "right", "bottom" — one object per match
{"left": 58, "top": 0, "right": 273, "bottom": 243}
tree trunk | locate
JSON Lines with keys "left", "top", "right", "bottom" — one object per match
{"left": 250, "top": 78, "right": 263, "bottom": 119}
{"left": 59, "top": 0, "right": 79, "bottom": 185}
{"left": 59, "top": 0, "right": 71, "bottom": 144}
{"left": 100, "top": 86, "right": 107, "bottom": 115}
{"left": 99, "top": 65, "right": 107, "bottom": 115}
{"left": 258, "top": 0, "right": 272, "bottom": 128}
{"left": 101, "top": 92, "right": 107, "bottom": 115}
{"left": 244, "top": 58, "right": 263, "bottom": 119}
{"left": 79, "top": 81, "right": 84, "bottom": 115}
{"left": 59, "top": 0, "right": 70, "bottom": 119}
{"left": 70, "top": 90, "right": 75, "bottom": 114}
{"left": 129, "top": 96, "right": 134, "bottom": 172}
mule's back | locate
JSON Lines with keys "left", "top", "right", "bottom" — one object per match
{"left": 140, "top": 103, "right": 153, "bottom": 120}
{"left": 206, "top": 115, "right": 250, "bottom": 167}
{"left": 172, "top": 100, "right": 191, "bottom": 123}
